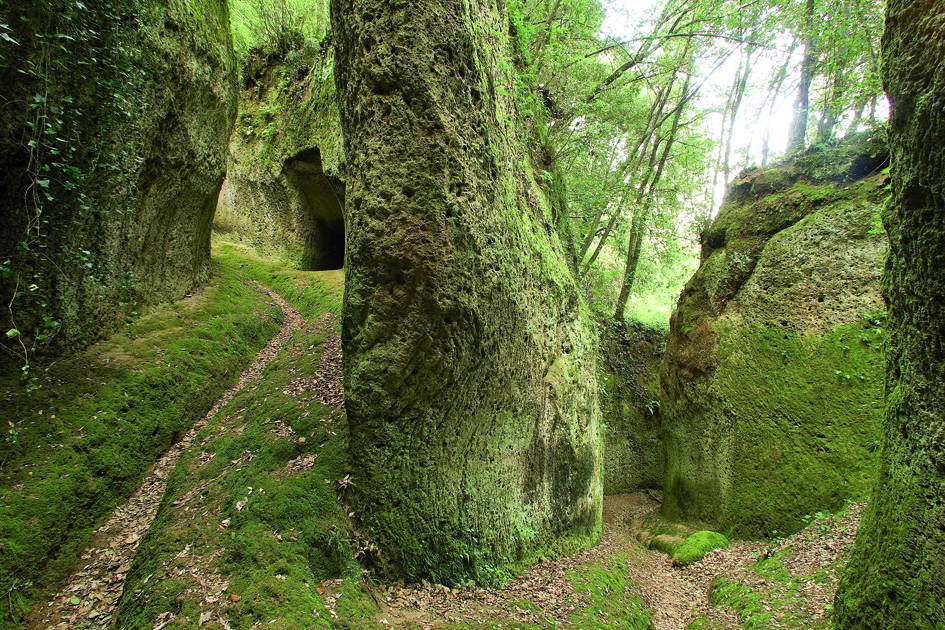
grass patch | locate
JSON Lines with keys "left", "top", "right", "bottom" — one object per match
{"left": 212, "top": 240, "right": 343, "bottom": 318}
{"left": 113, "top": 262, "right": 356, "bottom": 629}
{"left": 0, "top": 262, "right": 282, "bottom": 629}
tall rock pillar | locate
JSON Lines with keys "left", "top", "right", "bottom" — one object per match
{"left": 834, "top": 3, "right": 945, "bottom": 626}
{"left": 330, "top": 0, "right": 601, "bottom": 584}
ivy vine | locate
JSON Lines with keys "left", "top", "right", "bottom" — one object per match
{"left": 0, "top": 0, "right": 142, "bottom": 381}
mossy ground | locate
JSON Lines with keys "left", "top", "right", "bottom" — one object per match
{"left": 110, "top": 245, "right": 639, "bottom": 630}
{"left": 673, "top": 532, "right": 729, "bottom": 567}
{"left": 688, "top": 503, "right": 863, "bottom": 629}
{"left": 113, "top": 243, "right": 359, "bottom": 629}
{"left": 0, "top": 262, "right": 281, "bottom": 629}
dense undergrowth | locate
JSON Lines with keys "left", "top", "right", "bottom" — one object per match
{"left": 0, "top": 261, "right": 282, "bottom": 628}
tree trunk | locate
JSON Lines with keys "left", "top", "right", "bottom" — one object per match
{"left": 614, "top": 76, "right": 690, "bottom": 321}
{"left": 814, "top": 71, "right": 841, "bottom": 144}
{"left": 579, "top": 78, "right": 672, "bottom": 273}
{"left": 833, "top": 2, "right": 945, "bottom": 626}
{"left": 787, "top": 0, "right": 817, "bottom": 154}
{"left": 759, "top": 48, "right": 793, "bottom": 167}
{"left": 723, "top": 44, "right": 753, "bottom": 183}
{"left": 612, "top": 210, "right": 646, "bottom": 321}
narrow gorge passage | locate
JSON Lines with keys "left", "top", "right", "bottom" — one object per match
{"left": 26, "top": 285, "right": 306, "bottom": 630}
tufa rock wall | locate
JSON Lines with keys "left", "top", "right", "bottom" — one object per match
{"left": 331, "top": 0, "right": 602, "bottom": 584}
{"left": 598, "top": 320, "right": 665, "bottom": 494}
{"left": 659, "top": 133, "right": 889, "bottom": 538}
{"left": 834, "top": 3, "right": 945, "bottom": 626}
{"left": 0, "top": 0, "right": 237, "bottom": 357}
{"left": 214, "top": 47, "right": 346, "bottom": 270}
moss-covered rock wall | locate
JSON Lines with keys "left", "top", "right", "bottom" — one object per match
{"left": 0, "top": 0, "right": 237, "bottom": 359}
{"left": 331, "top": 0, "right": 602, "bottom": 584}
{"left": 213, "top": 47, "right": 346, "bottom": 270}
{"left": 659, "top": 135, "right": 889, "bottom": 538}
{"left": 599, "top": 320, "right": 665, "bottom": 494}
{"left": 834, "top": 4, "right": 945, "bottom": 626}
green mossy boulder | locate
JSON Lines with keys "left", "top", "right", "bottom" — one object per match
{"left": 660, "top": 134, "right": 889, "bottom": 538}
{"left": 598, "top": 319, "right": 665, "bottom": 494}
{"left": 214, "top": 46, "right": 346, "bottom": 270}
{"left": 672, "top": 531, "right": 729, "bottom": 567}
{"left": 332, "top": 0, "right": 601, "bottom": 584}
{"left": 0, "top": 0, "right": 237, "bottom": 357}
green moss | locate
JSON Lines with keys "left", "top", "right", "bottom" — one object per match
{"left": 215, "top": 46, "right": 345, "bottom": 270}
{"left": 697, "top": 508, "right": 859, "bottom": 630}
{"left": 597, "top": 319, "right": 664, "bottom": 494}
{"left": 672, "top": 531, "right": 729, "bottom": 566}
{"left": 788, "top": 181, "right": 840, "bottom": 205}
{"left": 0, "top": 0, "right": 237, "bottom": 358}
{"left": 662, "top": 148, "right": 888, "bottom": 539}
{"left": 114, "top": 253, "right": 349, "bottom": 629}
{"left": 833, "top": 8, "right": 945, "bottom": 626}
{"left": 332, "top": 0, "right": 601, "bottom": 585}
{"left": 565, "top": 552, "right": 653, "bottom": 629}
{"left": 664, "top": 319, "right": 884, "bottom": 538}
{"left": 0, "top": 262, "right": 280, "bottom": 629}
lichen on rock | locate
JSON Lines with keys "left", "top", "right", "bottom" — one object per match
{"left": 331, "top": 0, "right": 602, "bottom": 584}
{"left": 659, "top": 132, "right": 889, "bottom": 538}
{"left": 214, "top": 45, "right": 346, "bottom": 270}
{"left": 0, "top": 0, "right": 238, "bottom": 355}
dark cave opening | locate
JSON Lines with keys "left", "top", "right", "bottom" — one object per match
{"left": 284, "top": 147, "right": 346, "bottom": 271}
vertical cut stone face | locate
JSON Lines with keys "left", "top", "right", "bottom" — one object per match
{"left": 331, "top": 0, "right": 601, "bottom": 584}
{"left": 834, "top": 3, "right": 945, "bottom": 627}
{"left": 0, "top": 0, "right": 237, "bottom": 353}
{"left": 659, "top": 135, "right": 889, "bottom": 538}
{"left": 213, "top": 51, "right": 346, "bottom": 270}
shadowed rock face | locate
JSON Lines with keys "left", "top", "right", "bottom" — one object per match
{"left": 283, "top": 148, "right": 345, "bottom": 270}
{"left": 598, "top": 321, "right": 665, "bottom": 494}
{"left": 0, "top": 0, "right": 237, "bottom": 355}
{"left": 213, "top": 50, "right": 347, "bottom": 271}
{"left": 217, "top": 145, "right": 345, "bottom": 271}
{"left": 659, "top": 134, "right": 889, "bottom": 538}
{"left": 834, "top": 4, "right": 945, "bottom": 627}
{"left": 331, "top": 0, "right": 601, "bottom": 584}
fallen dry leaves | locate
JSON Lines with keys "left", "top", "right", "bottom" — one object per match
{"left": 357, "top": 494, "right": 865, "bottom": 630}
{"left": 25, "top": 284, "right": 304, "bottom": 630}
{"left": 24, "top": 280, "right": 866, "bottom": 630}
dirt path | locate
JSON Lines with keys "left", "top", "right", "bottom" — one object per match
{"left": 23, "top": 278, "right": 863, "bottom": 630}
{"left": 364, "top": 494, "right": 863, "bottom": 629}
{"left": 26, "top": 286, "right": 304, "bottom": 630}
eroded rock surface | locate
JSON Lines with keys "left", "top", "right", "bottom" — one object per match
{"left": 660, "top": 134, "right": 889, "bottom": 537}
{"left": 0, "top": 0, "right": 237, "bottom": 353}
{"left": 599, "top": 320, "right": 665, "bottom": 494}
{"left": 332, "top": 0, "right": 601, "bottom": 583}
{"left": 214, "top": 48, "right": 346, "bottom": 270}
{"left": 834, "top": 4, "right": 945, "bottom": 626}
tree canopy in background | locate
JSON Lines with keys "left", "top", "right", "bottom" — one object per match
{"left": 226, "top": 0, "right": 886, "bottom": 328}
{"left": 518, "top": 0, "right": 885, "bottom": 325}
{"left": 229, "top": 0, "right": 328, "bottom": 56}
